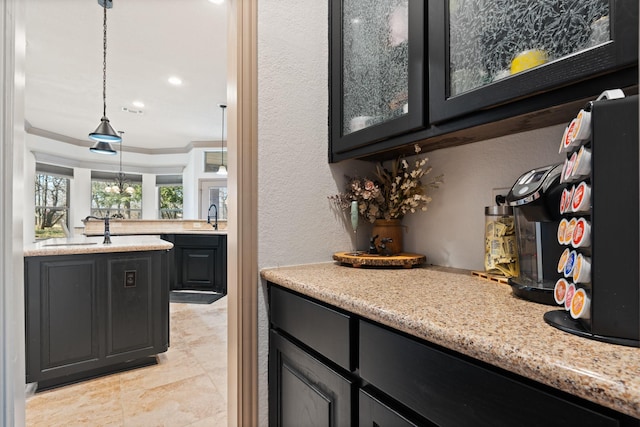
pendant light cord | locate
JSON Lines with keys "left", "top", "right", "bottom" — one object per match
{"left": 118, "top": 131, "right": 124, "bottom": 179}
{"left": 102, "top": 3, "right": 108, "bottom": 118}
{"left": 221, "top": 106, "right": 225, "bottom": 167}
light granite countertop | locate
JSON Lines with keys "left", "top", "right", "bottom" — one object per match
{"left": 25, "top": 235, "right": 173, "bottom": 257}
{"left": 261, "top": 262, "right": 640, "bottom": 418}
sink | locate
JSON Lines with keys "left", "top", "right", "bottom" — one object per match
{"left": 42, "top": 242, "right": 98, "bottom": 247}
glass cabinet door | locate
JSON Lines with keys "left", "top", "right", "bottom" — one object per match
{"left": 429, "top": 0, "right": 638, "bottom": 123}
{"left": 330, "top": 0, "right": 425, "bottom": 158}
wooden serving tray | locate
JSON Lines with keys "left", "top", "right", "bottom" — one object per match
{"left": 333, "top": 251, "right": 426, "bottom": 268}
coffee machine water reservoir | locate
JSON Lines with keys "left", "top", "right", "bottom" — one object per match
{"left": 506, "top": 164, "right": 565, "bottom": 305}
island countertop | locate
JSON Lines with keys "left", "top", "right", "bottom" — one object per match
{"left": 25, "top": 235, "right": 173, "bottom": 257}
{"left": 82, "top": 219, "right": 227, "bottom": 236}
{"left": 261, "top": 262, "right": 640, "bottom": 419}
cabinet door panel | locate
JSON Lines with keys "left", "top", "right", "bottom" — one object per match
{"left": 330, "top": 0, "right": 426, "bottom": 157}
{"left": 40, "top": 260, "right": 99, "bottom": 369}
{"left": 106, "top": 256, "right": 154, "bottom": 356}
{"left": 171, "top": 234, "right": 226, "bottom": 293}
{"left": 269, "top": 330, "right": 354, "bottom": 427}
{"left": 429, "top": 0, "right": 638, "bottom": 123}
{"left": 182, "top": 248, "right": 215, "bottom": 288}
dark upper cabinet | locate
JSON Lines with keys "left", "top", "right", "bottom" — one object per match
{"left": 329, "top": 0, "right": 638, "bottom": 162}
{"left": 429, "top": 0, "right": 639, "bottom": 124}
{"left": 330, "top": 0, "right": 426, "bottom": 158}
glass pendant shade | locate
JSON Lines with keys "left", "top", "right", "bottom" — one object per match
{"left": 89, "top": 116, "right": 122, "bottom": 142}
{"left": 89, "top": 140, "right": 117, "bottom": 155}
{"left": 217, "top": 164, "right": 228, "bottom": 176}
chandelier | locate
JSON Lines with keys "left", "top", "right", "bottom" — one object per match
{"left": 105, "top": 131, "right": 134, "bottom": 195}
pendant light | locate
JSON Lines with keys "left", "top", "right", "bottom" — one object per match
{"left": 217, "top": 104, "right": 228, "bottom": 176}
{"left": 89, "top": 0, "right": 121, "bottom": 145}
{"left": 105, "top": 131, "right": 135, "bottom": 195}
{"left": 90, "top": 140, "right": 117, "bottom": 155}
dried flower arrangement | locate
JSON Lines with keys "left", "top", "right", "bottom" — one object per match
{"left": 330, "top": 145, "right": 443, "bottom": 223}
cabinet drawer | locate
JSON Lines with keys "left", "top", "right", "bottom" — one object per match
{"left": 174, "top": 234, "right": 222, "bottom": 247}
{"left": 270, "top": 285, "right": 353, "bottom": 371}
{"left": 359, "top": 320, "right": 620, "bottom": 427}
{"left": 359, "top": 389, "right": 423, "bottom": 427}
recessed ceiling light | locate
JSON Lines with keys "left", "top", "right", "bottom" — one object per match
{"left": 168, "top": 76, "right": 183, "bottom": 86}
{"left": 132, "top": 100, "right": 145, "bottom": 108}
{"left": 208, "top": 0, "right": 224, "bottom": 4}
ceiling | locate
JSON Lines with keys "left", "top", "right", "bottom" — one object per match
{"left": 25, "top": 0, "right": 228, "bottom": 154}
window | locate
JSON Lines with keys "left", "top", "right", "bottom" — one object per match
{"left": 157, "top": 175, "right": 183, "bottom": 219}
{"left": 204, "top": 151, "right": 225, "bottom": 173}
{"left": 91, "top": 171, "right": 142, "bottom": 219}
{"left": 35, "top": 164, "right": 72, "bottom": 240}
{"left": 209, "top": 186, "right": 228, "bottom": 221}
{"left": 200, "top": 180, "right": 228, "bottom": 222}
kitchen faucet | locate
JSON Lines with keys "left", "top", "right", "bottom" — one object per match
{"left": 84, "top": 215, "right": 111, "bottom": 244}
{"left": 207, "top": 204, "right": 219, "bottom": 230}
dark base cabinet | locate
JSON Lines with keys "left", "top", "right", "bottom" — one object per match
{"left": 267, "top": 283, "right": 639, "bottom": 427}
{"left": 269, "top": 330, "right": 354, "bottom": 427}
{"left": 24, "top": 251, "right": 169, "bottom": 390}
{"left": 162, "top": 234, "right": 227, "bottom": 294}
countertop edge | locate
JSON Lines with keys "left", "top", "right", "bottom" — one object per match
{"left": 25, "top": 236, "right": 173, "bottom": 257}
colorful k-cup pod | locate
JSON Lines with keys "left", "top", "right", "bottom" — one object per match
{"left": 571, "top": 146, "right": 592, "bottom": 178}
{"left": 560, "top": 187, "right": 572, "bottom": 214}
{"left": 565, "top": 218, "right": 578, "bottom": 246}
{"left": 571, "top": 182, "right": 591, "bottom": 214}
{"left": 559, "top": 125, "right": 571, "bottom": 154}
{"left": 572, "top": 217, "right": 591, "bottom": 249}
{"left": 554, "top": 278, "right": 569, "bottom": 305}
{"left": 570, "top": 288, "right": 591, "bottom": 320}
{"left": 563, "top": 155, "right": 576, "bottom": 183}
{"left": 564, "top": 283, "right": 576, "bottom": 311}
{"left": 557, "top": 219, "right": 569, "bottom": 245}
{"left": 569, "top": 109, "right": 592, "bottom": 144}
{"left": 573, "top": 253, "right": 592, "bottom": 284}
{"left": 557, "top": 248, "right": 571, "bottom": 274}
{"left": 564, "top": 250, "right": 577, "bottom": 278}
{"left": 563, "top": 119, "right": 581, "bottom": 152}
{"left": 563, "top": 186, "right": 575, "bottom": 214}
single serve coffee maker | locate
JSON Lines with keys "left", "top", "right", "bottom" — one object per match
{"left": 505, "top": 163, "right": 565, "bottom": 305}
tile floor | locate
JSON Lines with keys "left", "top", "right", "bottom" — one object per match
{"left": 26, "top": 297, "right": 228, "bottom": 427}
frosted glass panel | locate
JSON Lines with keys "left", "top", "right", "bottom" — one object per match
{"left": 343, "top": 0, "right": 409, "bottom": 136}
{"left": 449, "top": 0, "right": 610, "bottom": 96}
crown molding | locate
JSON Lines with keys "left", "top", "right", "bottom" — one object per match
{"left": 32, "top": 151, "right": 185, "bottom": 175}
{"left": 26, "top": 125, "right": 221, "bottom": 155}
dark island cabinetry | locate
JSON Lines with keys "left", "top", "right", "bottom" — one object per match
{"left": 268, "top": 283, "right": 639, "bottom": 426}
{"left": 162, "top": 234, "right": 227, "bottom": 294}
{"left": 24, "top": 250, "right": 169, "bottom": 390}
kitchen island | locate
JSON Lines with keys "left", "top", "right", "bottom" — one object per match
{"left": 262, "top": 263, "right": 640, "bottom": 424}
{"left": 24, "top": 236, "right": 173, "bottom": 390}
{"left": 82, "top": 220, "right": 227, "bottom": 293}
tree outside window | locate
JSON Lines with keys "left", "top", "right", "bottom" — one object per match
{"left": 91, "top": 178, "right": 142, "bottom": 219}
{"left": 159, "top": 185, "right": 183, "bottom": 219}
{"left": 35, "top": 173, "right": 69, "bottom": 239}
